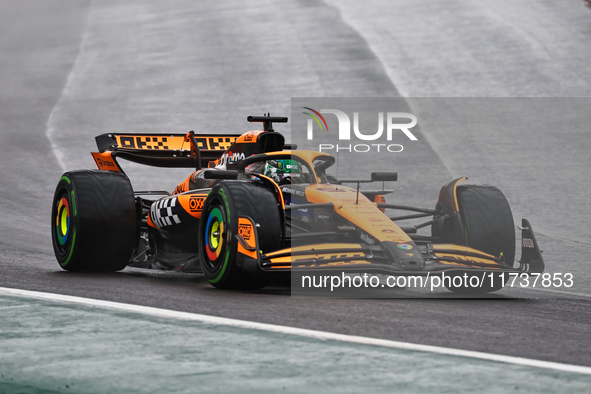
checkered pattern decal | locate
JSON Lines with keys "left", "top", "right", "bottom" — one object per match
{"left": 150, "top": 197, "right": 181, "bottom": 228}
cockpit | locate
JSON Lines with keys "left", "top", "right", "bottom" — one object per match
{"left": 241, "top": 152, "right": 336, "bottom": 185}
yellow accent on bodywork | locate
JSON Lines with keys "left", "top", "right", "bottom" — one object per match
{"left": 304, "top": 184, "right": 411, "bottom": 243}
{"left": 432, "top": 244, "right": 496, "bottom": 259}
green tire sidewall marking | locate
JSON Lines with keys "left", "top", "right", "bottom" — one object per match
{"left": 70, "top": 190, "right": 77, "bottom": 217}
{"left": 210, "top": 188, "right": 232, "bottom": 284}
{"left": 210, "top": 249, "right": 232, "bottom": 284}
{"left": 57, "top": 175, "right": 76, "bottom": 266}
{"left": 60, "top": 228, "right": 77, "bottom": 267}
{"left": 218, "top": 188, "right": 230, "bottom": 225}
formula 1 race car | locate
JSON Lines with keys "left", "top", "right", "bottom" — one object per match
{"left": 51, "top": 115, "right": 545, "bottom": 293}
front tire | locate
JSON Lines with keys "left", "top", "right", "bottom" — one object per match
{"left": 198, "top": 181, "right": 281, "bottom": 289}
{"left": 51, "top": 170, "right": 138, "bottom": 272}
{"left": 456, "top": 185, "right": 515, "bottom": 267}
{"left": 434, "top": 184, "right": 515, "bottom": 294}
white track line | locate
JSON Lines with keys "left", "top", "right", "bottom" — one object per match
{"left": 1, "top": 286, "right": 590, "bottom": 375}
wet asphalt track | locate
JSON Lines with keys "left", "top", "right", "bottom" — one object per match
{"left": 1, "top": 0, "right": 591, "bottom": 369}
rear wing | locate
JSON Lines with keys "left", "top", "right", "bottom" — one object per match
{"left": 92, "top": 131, "right": 240, "bottom": 171}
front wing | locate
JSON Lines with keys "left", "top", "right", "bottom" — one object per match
{"left": 234, "top": 218, "right": 544, "bottom": 277}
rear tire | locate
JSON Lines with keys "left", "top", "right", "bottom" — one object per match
{"left": 51, "top": 170, "right": 138, "bottom": 272}
{"left": 198, "top": 181, "right": 281, "bottom": 289}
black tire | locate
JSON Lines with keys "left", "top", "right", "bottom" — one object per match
{"left": 51, "top": 170, "right": 139, "bottom": 272}
{"left": 441, "top": 185, "right": 515, "bottom": 294}
{"left": 198, "top": 181, "right": 281, "bottom": 289}
{"left": 457, "top": 185, "right": 515, "bottom": 267}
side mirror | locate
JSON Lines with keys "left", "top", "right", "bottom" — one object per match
{"left": 371, "top": 172, "right": 398, "bottom": 182}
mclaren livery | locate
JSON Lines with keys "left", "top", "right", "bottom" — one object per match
{"left": 51, "top": 115, "right": 544, "bottom": 293}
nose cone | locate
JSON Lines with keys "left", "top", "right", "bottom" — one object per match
{"left": 383, "top": 241, "right": 425, "bottom": 270}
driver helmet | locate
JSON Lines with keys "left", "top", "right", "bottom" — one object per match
{"left": 264, "top": 159, "right": 301, "bottom": 183}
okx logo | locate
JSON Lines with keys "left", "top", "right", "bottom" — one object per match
{"left": 302, "top": 107, "right": 418, "bottom": 153}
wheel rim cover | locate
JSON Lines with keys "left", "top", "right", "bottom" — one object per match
{"left": 55, "top": 197, "right": 70, "bottom": 246}
{"left": 205, "top": 207, "right": 224, "bottom": 262}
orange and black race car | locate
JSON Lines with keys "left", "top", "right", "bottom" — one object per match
{"left": 51, "top": 115, "right": 544, "bottom": 293}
